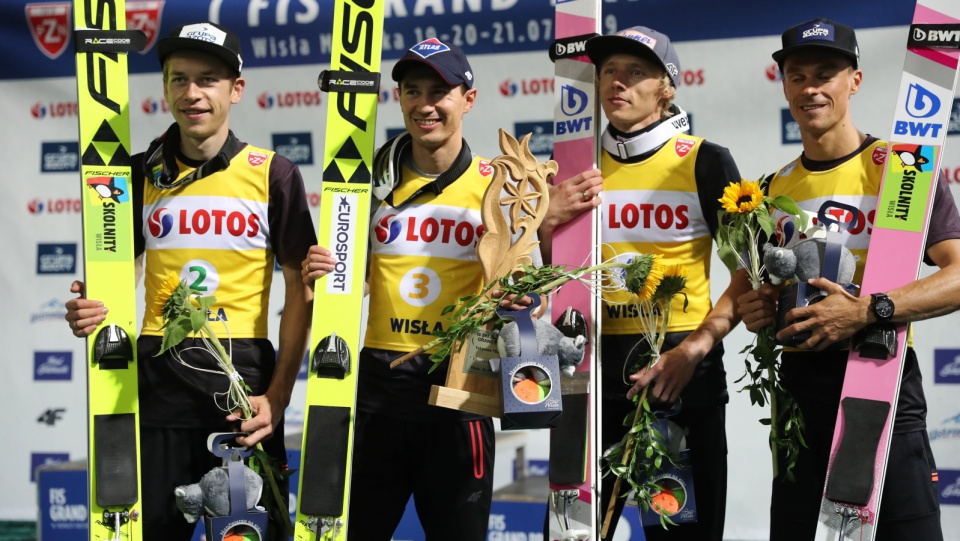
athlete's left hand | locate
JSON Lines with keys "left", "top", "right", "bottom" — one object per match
{"left": 627, "top": 347, "right": 697, "bottom": 404}
{"left": 776, "top": 277, "right": 869, "bottom": 350}
{"left": 490, "top": 290, "right": 546, "bottom": 319}
{"left": 229, "top": 393, "right": 281, "bottom": 447}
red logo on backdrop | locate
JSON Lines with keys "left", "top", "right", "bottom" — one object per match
{"left": 872, "top": 146, "right": 888, "bottom": 166}
{"left": 675, "top": 137, "right": 696, "bottom": 158}
{"left": 765, "top": 63, "right": 782, "bottom": 82}
{"left": 248, "top": 152, "right": 268, "bottom": 167}
{"left": 478, "top": 160, "right": 493, "bottom": 177}
{"left": 26, "top": 3, "right": 70, "bottom": 59}
{"left": 126, "top": 1, "right": 164, "bottom": 53}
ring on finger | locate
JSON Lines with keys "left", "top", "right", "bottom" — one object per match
{"left": 582, "top": 190, "right": 590, "bottom": 201}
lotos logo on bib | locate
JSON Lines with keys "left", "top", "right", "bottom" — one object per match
{"left": 376, "top": 214, "right": 402, "bottom": 244}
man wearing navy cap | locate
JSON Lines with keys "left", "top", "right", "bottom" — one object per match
{"left": 737, "top": 17, "right": 960, "bottom": 540}
{"left": 303, "top": 38, "right": 525, "bottom": 540}
{"left": 540, "top": 25, "right": 743, "bottom": 541}
{"left": 65, "top": 22, "right": 314, "bottom": 539}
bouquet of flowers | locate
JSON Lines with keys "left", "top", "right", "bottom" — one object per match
{"left": 600, "top": 260, "right": 688, "bottom": 532}
{"left": 715, "top": 178, "right": 808, "bottom": 480}
{"left": 154, "top": 274, "right": 292, "bottom": 533}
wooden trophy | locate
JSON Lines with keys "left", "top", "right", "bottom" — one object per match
{"left": 427, "top": 128, "right": 556, "bottom": 417}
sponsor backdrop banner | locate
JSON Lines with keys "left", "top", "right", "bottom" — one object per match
{"left": 3, "top": 1, "right": 959, "bottom": 539}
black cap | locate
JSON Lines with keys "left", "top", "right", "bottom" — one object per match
{"left": 773, "top": 18, "right": 859, "bottom": 69}
{"left": 585, "top": 26, "right": 682, "bottom": 87}
{"left": 391, "top": 38, "right": 474, "bottom": 89}
{"left": 158, "top": 22, "right": 243, "bottom": 75}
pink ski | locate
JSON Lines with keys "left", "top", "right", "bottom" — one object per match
{"left": 546, "top": 1, "right": 602, "bottom": 539}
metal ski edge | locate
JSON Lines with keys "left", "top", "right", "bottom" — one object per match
{"left": 815, "top": 3, "right": 960, "bottom": 539}
{"left": 293, "top": 1, "right": 383, "bottom": 540}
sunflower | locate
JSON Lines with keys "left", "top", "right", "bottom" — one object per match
{"left": 719, "top": 179, "right": 763, "bottom": 214}
{"left": 154, "top": 273, "right": 183, "bottom": 317}
{"left": 653, "top": 264, "right": 688, "bottom": 303}
{"left": 623, "top": 254, "right": 664, "bottom": 302}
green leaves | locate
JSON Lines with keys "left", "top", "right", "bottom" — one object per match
{"left": 734, "top": 325, "right": 806, "bottom": 480}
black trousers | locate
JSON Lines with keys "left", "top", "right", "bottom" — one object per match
{"left": 347, "top": 410, "right": 495, "bottom": 541}
{"left": 601, "top": 403, "right": 728, "bottom": 541}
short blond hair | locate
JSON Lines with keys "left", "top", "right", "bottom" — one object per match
{"left": 658, "top": 73, "right": 677, "bottom": 120}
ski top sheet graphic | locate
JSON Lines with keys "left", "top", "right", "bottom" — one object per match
{"left": 294, "top": 1, "right": 382, "bottom": 540}
{"left": 73, "top": 0, "right": 146, "bottom": 539}
{"left": 546, "top": 1, "right": 601, "bottom": 540}
{"left": 814, "top": 3, "right": 960, "bottom": 540}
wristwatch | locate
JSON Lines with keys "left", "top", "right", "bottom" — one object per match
{"left": 869, "top": 293, "right": 895, "bottom": 322}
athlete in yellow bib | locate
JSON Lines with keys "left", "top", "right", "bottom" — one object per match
{"left": 736, "top": 18, "right": 960, "bottom": 540}
{"left": 540, "top": 26, "right": 747, "bottom": 541}
{"left": 302, "top": 40, "right": 538, "bottom": 540}
{"left": 64, "top": 23, "right": 315, "bottom": 540}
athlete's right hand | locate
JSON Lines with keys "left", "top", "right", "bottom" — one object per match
{"left": 301, "top": 245, "right": 336, "bottom": 288}
{"left": 65, "top": 280, "right": 108, "bottom": 338}
{"left": 737, "top": 282, "right": 779, "bottom": 333}
{"left": 540, "top": 168, "right": 603, "bottom": 236}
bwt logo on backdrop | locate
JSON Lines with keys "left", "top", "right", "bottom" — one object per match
{"left": 514, "top": 121, "right": 553, "bottom": 156}
{"left": 273, "top": 132, "right": 314, "bottom": 165}
{"left": 37, "top": 243, "right": 76, "bottom": 275}
{"left": 30, "top": 453, "right": 69, "bottom": 483}
{"left": 34, "top": 351, "right": 73, "bottom": 381}
{"left": 935, "top": 349, "right": 960, "bottom": 383}
{"left": 40, "top": 142, "right": 79, "bottom": 173}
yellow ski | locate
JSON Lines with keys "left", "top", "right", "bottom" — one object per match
{"left": 294, "top": 1, "right": 383, "bottom": 539}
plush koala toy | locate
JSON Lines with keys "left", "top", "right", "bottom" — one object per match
{"left": 497, "top": 316, "right": 586, "bottom": 377}
{"left": 763, "top": 230, "right": 858, "bottom": 286}
{"left": 173, "top": 464, "right": 263, "bottom": 523}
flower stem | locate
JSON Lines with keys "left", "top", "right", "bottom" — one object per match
{"left": 202, "top": 322, "right": 291, "bottom": 531}
{"left": 601, "top": 386, "right": 648, "bottom": 539}
{"left": 767, "top": 355, "right": 780, "bottom": 480}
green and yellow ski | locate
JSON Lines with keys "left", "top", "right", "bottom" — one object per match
{"left": 294, "top": 1, "right": 383, "bottom": 539}
{"left": 72, "top": 0, "right": 146, "bottom": 539}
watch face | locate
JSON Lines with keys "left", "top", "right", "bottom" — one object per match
{"left": 875, "top": 296, "right": 894, "bottom": 319}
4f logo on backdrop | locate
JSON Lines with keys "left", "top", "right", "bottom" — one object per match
{"left": 26, "top": 3, "right": 70, "bottom": 59}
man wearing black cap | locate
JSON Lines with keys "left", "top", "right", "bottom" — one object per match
{"left": 302, "top": 38, "right": 525, "bottom": 540}
{"left": 737, "top": 17, "right": 960, "bottom": 540}
{"left": 540, "top": 25, "right": 744, "bottom": 541}
{"left": 65, "top": 22, "right": 315, "bottom": 539}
